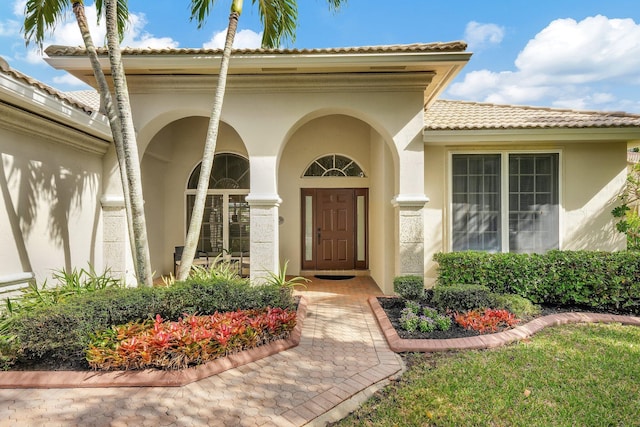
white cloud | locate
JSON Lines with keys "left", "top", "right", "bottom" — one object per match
{"left": 0, "top": 20, "right": 19, "bottom": 37}
{"left": 52, "top": 73, "right": 87, "bottom": 87}
{"left": 12, "top": 0, "right": 26, "bottom": 16}
{"left": 203, "top": 28, "right": 263, "bottom": 49}
{"left": 464, "top": 21, "right": 504, "bottom": 49}
{"left": 449, "top": 15, "right": 640, "bottom": 112}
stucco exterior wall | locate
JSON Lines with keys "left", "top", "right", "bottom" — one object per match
{"left": 423, "top": 141, "right": 627, "bottom": 286}
{"left": 141, "top": 116, "right": 247, "bottom": 276}
{"left": 0, "top": 121, "right": 104, "bottom": 284}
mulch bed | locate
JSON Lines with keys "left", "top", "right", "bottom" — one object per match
{"left": 377, "top": 296, "right": 630, "bottom": 340}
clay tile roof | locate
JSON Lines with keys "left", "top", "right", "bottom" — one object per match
{"left": 0, "top": 56, "right": 95, "bottom": 114}
{"left": 425, "top": 99, "right": 640, "bottom": 130}
{"left": 44, "top": 42, "right": 468, "bottom": 56}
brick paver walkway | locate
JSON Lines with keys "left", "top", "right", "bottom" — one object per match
{"left": 0, "top": 277, "right": 404, "bottom": 427}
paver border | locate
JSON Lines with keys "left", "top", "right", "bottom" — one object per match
{"left": 369, "top": 296, "right": 640, "bottom": 353}
{"left": 0, "top": 296, "right": 307, "bottom": 389}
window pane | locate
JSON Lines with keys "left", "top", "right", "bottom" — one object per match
{"left": 452, "top": 154, "right": 501, "bottom": 252}
{"left": 508, "top": 154, "right": 559, "bottom": 253}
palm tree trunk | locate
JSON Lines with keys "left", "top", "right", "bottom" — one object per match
{"left": 71, "top": 1, "right": 137, "bottom": 268}
{"left": 104, "top": 0, "right": 153, "bottom": 286}
{"left": 177, "top": 9, "right": 240, "bottom": 280}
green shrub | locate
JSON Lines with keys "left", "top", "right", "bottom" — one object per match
{"left": 393, "top": 275, "right": 424, "bottom": 300}
{"left": 434, "top": 251, "right": 640, "bottom": 314}
{"left": 434, "top": 315, "right": 452, "bottom": 331}
{"left": 2, "top": 276, "right": 295, "bottom": 370}
{"left": 494, "top": 294, "right": 541, "bottom": 318}
{"left": 431, "top": 284, "right": 497, "bottom": 312}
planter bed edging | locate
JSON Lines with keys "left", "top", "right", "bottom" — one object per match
{"left": 369, "top": 296, "right": 640, "bottom": 353}
{"left": 0, "top": 296, "right": 308, "bottom": 389}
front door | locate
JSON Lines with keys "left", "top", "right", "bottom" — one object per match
{"left": 301, "top": 188, "right": 368, "bottom": 270}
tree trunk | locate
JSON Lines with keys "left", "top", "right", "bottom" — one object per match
{"left": 177, "top": 10, "right": 240, "bottom": 280}
{"left": 72, "top": 1, "right": 137, "bottom": 268}
{"left": 104, "top": 0, "right": 153, "bottom": 286}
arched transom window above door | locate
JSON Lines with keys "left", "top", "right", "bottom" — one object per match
{"left": 185, "top": 153, "right": 250, "bottom": 260}
{"left": 303, "top": 154, "right": 365, "bottom": 177}
{"left": 188, "top": 153, "right": 249, "bottom": 189}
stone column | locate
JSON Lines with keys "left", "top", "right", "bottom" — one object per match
{"left": 245, "top": 194, "right": 281, "bottom": 284}
{"left": 100, "top": 195, "right": 135, "bottom": 285}
{"left": 392, "top": 195, "right": 429, "bottom": 277}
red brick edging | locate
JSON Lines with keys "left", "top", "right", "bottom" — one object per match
{"left": 0, "top": 296, "right": 308, "bottom": 389}
{"left": 369, "top": 296, "right": 640, "bottom": 353}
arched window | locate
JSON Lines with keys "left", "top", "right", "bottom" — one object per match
{"left": 188, "top": 153, "right": 249, "bottom": 189}
{"left": 303, "top": 154, "right": 365, "bottom": 177}
{"left": 185, "top": 153, "right": 250, "bottom": 259}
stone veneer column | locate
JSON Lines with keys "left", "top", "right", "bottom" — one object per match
{"left": 392, "top": 195, "right": 429, "bottom": 277}
{"left": 100, "top": 196, "right": 134, "bottom": 284}
{"left": 245, "top": 194, "right": 281, "bottom": 284}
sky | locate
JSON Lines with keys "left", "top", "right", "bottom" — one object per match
{"left": 1, "top": 0, "right": 639, "bottom": 113}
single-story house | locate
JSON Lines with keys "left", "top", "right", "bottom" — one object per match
{"left": 2, "top": 42, "right": 640, "bottom": 295}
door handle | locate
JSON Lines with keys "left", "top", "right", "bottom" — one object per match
{"left": 317, "top": 227, "right": 321, "bottom": 244}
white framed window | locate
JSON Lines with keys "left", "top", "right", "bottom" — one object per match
{"left": 449, "top": 151, "right": 560, "bottom": 253}
{"left": 185, "top": 153, "right": 250, "bottom": 257}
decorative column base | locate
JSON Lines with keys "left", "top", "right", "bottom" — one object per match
{"left": 245, "top": 194, "right": 281, "bottom": 284}
{"left": 392, "top": 194, "right": 429, "bottom": 277}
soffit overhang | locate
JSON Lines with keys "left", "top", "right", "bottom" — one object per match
{"left": 44, "top": 43, "right": 471, "bottom": 101}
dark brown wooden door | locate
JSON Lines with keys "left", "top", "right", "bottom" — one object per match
{"left": 316, "top": 189, "right": 355, "bottom": 270}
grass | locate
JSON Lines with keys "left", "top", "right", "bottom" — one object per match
{"left": 336, "top": 323, "right": 640, "bottom": 426}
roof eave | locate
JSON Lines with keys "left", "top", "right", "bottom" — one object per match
{"left": 423, "top": 127, "right": 640, "bottom": 145}
{"left": 0, "top": 71, "right": 111, "bottom": 141}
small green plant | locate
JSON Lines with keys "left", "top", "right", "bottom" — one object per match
{"left": 393, "top": 275, "right": 424, "bottom": 300}
{"left": 400, "top": 301, "right": 452, "bottom": 334}
{"left": 404, "top": 300, "right": 421, "bottom": 315}
{"left": 188, "top": 255, "right": 243, "bottom": 282}
{"left": 399, "top": 307, "right": 419, "bottom": 332}
{"left": 418, "top": 316, "right": 436, "bottom": 333}
{"left": 434, "top": 315, "right": 452, "bottom": 331}
{"left": 263, "top": 260, "right": 309, "bottom": 290}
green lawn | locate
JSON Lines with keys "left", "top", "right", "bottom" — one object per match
{"left": 336, "top": 323, "right": 640, "bottom": 427}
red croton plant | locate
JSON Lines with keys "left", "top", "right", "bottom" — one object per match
{"left": 87, "top": 307, "right": 297, "bottom": 370}
{"left": 454, "top": 308, "right": 520, "bottom": 334}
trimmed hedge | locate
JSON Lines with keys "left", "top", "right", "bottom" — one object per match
{"left": 6, "top": 278, "right": 295, "bottom": 369}
{"left": 393, "top": 275, "right": 424, "bottom": 300}
{"left": 431, "top": 284, "right": 498, "bottom": 312}
{"left": 434, "top": 251, "right": 640, "bottom": 314}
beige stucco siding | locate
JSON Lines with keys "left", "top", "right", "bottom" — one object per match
{"left": 0, "top": 122, "right": 104, "bottom": 284}
{"left": 141, "top": 117, "right": 247, "bottom": 276}
{"left": 423, "top": 141, "right": 626, "bottom": 286}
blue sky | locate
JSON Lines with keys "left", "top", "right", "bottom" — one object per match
{"left": 1, "top": 0, "right": 639, "bottom": 112}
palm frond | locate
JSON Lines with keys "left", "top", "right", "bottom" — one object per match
{"left": 255, "top": 0, "right": 298, "bottom": 48}
{"left": 189, "top": 0, "right": 221, "bottom": 29}
{"left": 22, "top": 0, "right": 69, "bottom": 50}
{"left": 95, "top": 0, "right": 130, "bottom": 42}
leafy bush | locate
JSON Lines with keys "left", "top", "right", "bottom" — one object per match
{"left": 393, "top": 275, "right": 424, "bottom": 300}
{"left": 431, "top": 284, "right": 498, "bottom": 313}
{"left": 87, "top": 308, "right": 297, "bottom": 371}
{"left": 434, "top": 251, "right": 640, "bottom": 314}
{"left": 2, "top": 276, "right": 295, "bottom": 370}
{"left": 494, "top": 294, "right": 540, "bottom": 318}
{"left": 454, "top": 309, "right": 520, "bottom": 334}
